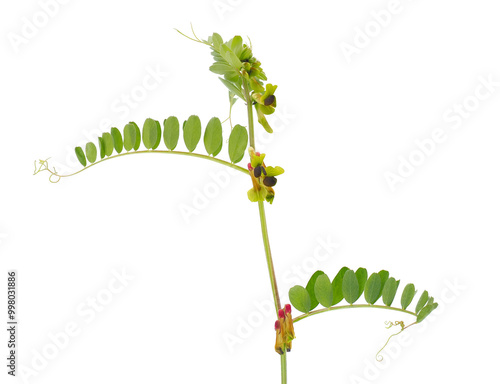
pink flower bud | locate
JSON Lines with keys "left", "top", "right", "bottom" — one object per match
{"left": 278, "top": 309, "right": 285, "bottom": 319}
{"left": 247, "top": 163, "right": 252, "bottom": 171}
{"left": 274, "top": 320, "right": 280, "bottom": 330}
{"left": 255, "top": 152, "right": 261, "bottom": 156}
{"left": 285, "top": 304, "right": 292, "bottom": 314}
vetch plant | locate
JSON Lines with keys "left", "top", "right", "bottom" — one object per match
{"left": 34, "top": 27, "right": 439, "bottom": 383}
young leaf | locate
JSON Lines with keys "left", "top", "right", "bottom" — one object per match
{"left": 415, "top": 291, "right": 429, "bottom": 314}
{"left": 102, "top": 132, "right": 114, "bottom": 156}
{"left": 382, "top": 277, "right": 400, "bottom": 306}
{"left": 228, "top": 124, "right": 248, "bottom": 163}
{"left": 289, "top": 286, "right": 311, "bottom": 314}
{"left": 143, "top": 118, "right": 160, "bottom": 150}
{"left": 220, "top": 44, "right": 242, "bottom": 70}
{"left": 209, "top": 63, "right": 237, "bottom": 76}
{"left": 75, "top": 147, "right": 86, "bottom": 167}
{"left": 85, "top": 142, "right": 97, "bottom": 164}
{"left": 401, "top": 283, "right": 416, "bottom": 310}
{"left": 417, "top": 303, "right": 438, "bottom": 323}
{"left": 364, "top": 273, "right": 382, "bottom": 305}
{"left": 124, "top": 122, "right": 138, "bottom": 152}
{"left": 342, "top": 269, "right": 359, "bottom": 305}
{"left": 332, "top": 267, "right": 349, "bottom": 305}
{"left": 98, "top": 137, "right": 105, "bottom": 159}
{"left": 229, "top": 35, "right": 243, "bottom": 58}
{"left": 163, "top": 116, "right": 180, "bottom": 150}
{"left": 204, "top": 117, "right": 223, "bottom": 156}
{"left": 211, "top": 33, "right": 223, "bottom": 50}
{"left": 355, "top": 268, "right": 368, "bottom": 301}
{"left": 219, "top": 78, "right": 244, "bottom": 99}
{"left": 314, "top": 274, "right": 333, "bottom": 308}
{"left": 305, "top": 270, "right": 325, "bottom": 311}
{"left": 183, "top": 115, "right": 202, "bottom": 152}
{"left": 110, "top": 127, "right": 123, "bottom": 154}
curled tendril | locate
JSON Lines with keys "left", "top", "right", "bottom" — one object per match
{"left": 375, "top": 320, "right": 416, "bottom": 362}
{"left": 33, "top": 158, "right": 61, "bottom": 183}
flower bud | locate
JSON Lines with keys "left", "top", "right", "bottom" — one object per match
{"left": 278, "top": 309, "right": 285, "bottom": 319}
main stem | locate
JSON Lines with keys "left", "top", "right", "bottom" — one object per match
{"left": 243, "top": 79, "right": 286, "bottom": 383}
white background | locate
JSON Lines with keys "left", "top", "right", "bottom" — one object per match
{"left": 1, "top": 1, "right": 499, "bottom": 383}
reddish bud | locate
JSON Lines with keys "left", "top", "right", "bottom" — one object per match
{"left": 274, "top": 320, "right": 280, "bottom": 330}
{"left": 278, "top": 309, "right": 285, "bottom": 319}
{"left": 285, "top": 304, "right": 291, "bottom": 314}
{"left": 255, "top": 152, "right": 261, "bottom": 156}
{"left": 247, "top": 163, "right": 252, "bottom": 171}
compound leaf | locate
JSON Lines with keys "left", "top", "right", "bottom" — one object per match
{"left": 377, "top": 270, "right": 390, "bottom": 301}
{"left": 415, "top": 290, "right": 429, "bottom": 314}
{"left": 97, "top": 137, "right": 105, "bottom": 159}
{"left": 305, "top": 270, "right": 325, "bottom": 311}
{"left": 342, "top": 269, "right": 359, "bottom": 305}
{"left": 382, "top": 277, "right": 399, "bottom": 306}
{"left": 102, "top": 132, "right": 114, "bottom": 157}
{"left": 183, "top": 115, "right": 202, "bottom": 152}
{"left": 75, "top": 147, "right": 86, "bottom": 167}
{"left": 163, "top": 116, "right": 179, "bottom": 150}
{"left": 124, "top": 122, "right": 138, "bottom": 152}
{"left": 364, "top": 273, "right": 382, "bottom": 305}
{"left": 111, "top": 127, "right": 123, "bottom": 153}
{"left": 204, "top": 117, "right": 223, "bottom": 156}
{"left": 417, "top": 303, "right": 438, "bottom": 323}
{"left": 289, "top": 285, "right": 311, "bottom": 314}
{"left": 85, "top": 142, "right": 97, "bottom": 164}
{"left": 401, "top": 283, "right": 416, "bottom": 310}
{"left": 314, "top": 274, "right": 334, "bottom": 308}
{"left": 228, "top": 124, "right": 248, "bottom": 163}
{"left": 143, "top": 118, "right": 161, "bottom": 150}
{"left": 332, "top": 267, "right": 349, "bottom": 305}
{"left": 355, "top": 268, "right": 368, "bottom": 301}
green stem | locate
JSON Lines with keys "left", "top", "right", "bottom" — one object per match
{"left": 258, "top": 200, "right": 281, "bottom": 316}
{"left": 242, "top": 80, "right": 255, "bottom": 149}
{"left": 281, "top": 351, "right": 287, "bottom": 384}
{"left": 243, "top": 79, "right": 284, "bottom": 383}
{"left": 292, "top": 304, "right": 417, "bottom": 324}
{"left": 35, "top": 150, "right": 248, "bottom": 181}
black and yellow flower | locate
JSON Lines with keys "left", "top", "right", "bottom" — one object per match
{"left": 247, "top": 148, "right": 284, "bottom": 204}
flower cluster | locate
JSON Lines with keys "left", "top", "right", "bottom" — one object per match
{"left": 247, "top": 147, "right": 284, "bottom": 204}
{"left": 274, "top": 304, "right": 295, "bottom": 355}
